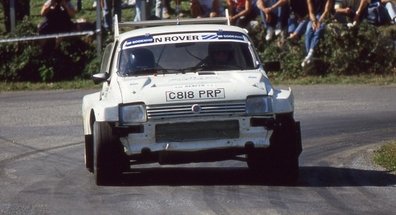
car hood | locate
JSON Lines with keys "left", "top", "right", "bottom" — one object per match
{"left": 117, "top": 71, "right": 272, "bottom": 105}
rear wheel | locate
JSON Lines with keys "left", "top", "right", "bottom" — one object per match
{"left": 93, "top": 121, "right": 129, "bottom": 185}
{"left": 247, "top": 114, "right": 302, "bottom": 184}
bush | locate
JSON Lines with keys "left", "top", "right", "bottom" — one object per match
{"left": 320, "top": 22, "right": 396, "bottom": 75}
{"left": 1, "top": 18, "right": 395, "bottom": 82}
{"left": 252, "top": 22, "right": 396, "bottom": 78}
{"left": 0, "top": 18, "right": 98, "bottom": 82}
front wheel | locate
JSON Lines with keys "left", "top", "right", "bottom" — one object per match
{"left": 247, "top": 114, "right": 302, "bottom": 184}
{"left": 93, "top": 121, "right": 129, "bottom": 185}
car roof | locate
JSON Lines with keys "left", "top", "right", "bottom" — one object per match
{"left": 117, "top": 24, "right": 248, "bottom": 41}
{"left": 113, "top": 13, "right": 248, "bottom": 41}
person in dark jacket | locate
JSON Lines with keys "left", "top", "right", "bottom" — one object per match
{"left": 39, "top": 0, "right": 76, "bottom": 34}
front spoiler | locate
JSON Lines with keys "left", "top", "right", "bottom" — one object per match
{"left": 120, "top": 127, "right": 272, "bottom": 157}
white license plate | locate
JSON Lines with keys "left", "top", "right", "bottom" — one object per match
{"left": 166, "top": 88, "right": 225, "bottom": 101}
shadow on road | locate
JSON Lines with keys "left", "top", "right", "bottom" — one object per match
{"left": 299, "top": 166, "right": 396, "bottom": 187}
{"left": 101, "top": 166, "right": 396, "bottom": 187}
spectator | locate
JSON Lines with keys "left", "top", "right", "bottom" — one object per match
{"left": 287, "top": 0, "right": 309, "bottom": 41}
{"left": 76, "top": 0, "right": 82, "bottom": 11}
{"left": 162, "top": 0, "right": 172, "bottom": 18}
{"left": 163, "top": 0, "right": 184, "bottom": 18}
{"left": 190, "top": 0, "right": 223, "bottom": 18}
{"left": 301, "top": 0, "right": 333, "bottom": 67}
{"left": 155, "top": 0, "right": 163, "bottom": 18}
{"left": 227, "top": 0, "right": 259, "bottom": 28}
{"left": 102, "top": 0, "right": 121, "bottom": 31}
{"left": 122, "top": 0, "right": 136, "bottom": 8}
{"left": 256, "top": 0, "right": 289, "bottom": 41}
{"left": 134, "top": 0, "right": 162, "bottom": 21}
{"left": 39, "top": 0, "right": 76, "bottom": 35}
{"left": 334, "top": 0, "right": 369, "bottom": 26}
{"left": 134, "top": 0, "right": 147, "bottom": 21}
{"left": 381, "top": 0, "right": 396, "bottom": 24}
{"left": 288, "top": 15, "right": 309, "bottom": 41}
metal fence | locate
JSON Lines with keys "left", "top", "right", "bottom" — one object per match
{"left": 1, "top": 0, "right": 102, "bottom": 56}
{"left": 0, "top": 31, "right": 96, "bottom": 43}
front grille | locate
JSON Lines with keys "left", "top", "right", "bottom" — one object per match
{"left": 146, "top": 101, "right": 246, "bottom": 120}
{"left": 156, "top": 120, "right": 239, "bottom": 142}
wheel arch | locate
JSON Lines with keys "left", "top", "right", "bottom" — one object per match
{"left": 82, "top": 92, "right": 119, "bottom": 135}
{"left": 82, "top": 92, "right": 100, "bottom": 135}
{"left": 272, "top": 88, "right": 294, "bottom": 114}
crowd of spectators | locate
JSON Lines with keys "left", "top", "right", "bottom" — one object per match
{"left": 89, "top": 0, "right": 395, "bottom": 67}
{"left": 1, "top": 0, "right": 395, "bottom": 67}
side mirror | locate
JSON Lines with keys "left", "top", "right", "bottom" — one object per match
{"left": 263, "top": 61, "right": 281, "bottom": 72}
{"left": 92, "top": 73, "right": 109, "bottom": 84}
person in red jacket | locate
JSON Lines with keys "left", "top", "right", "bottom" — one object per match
{"left": 227, "top": 0, "right": 259, "bottom": 28}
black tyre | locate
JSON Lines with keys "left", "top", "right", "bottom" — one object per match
{"left": 84, "top": 135, "right": 94, "bottom": 173}
{"left": 93, "top": 121, "right": 129, "bottom": 185}
{"left": 246, "top": 148, "right": 272, "bottom": 171}
{"left": 247, "top": 114, "right": 302, "bottom": 184}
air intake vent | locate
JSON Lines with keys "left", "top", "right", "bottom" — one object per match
{"left": 146, "top": 101, "right": 246, "bottom": 119}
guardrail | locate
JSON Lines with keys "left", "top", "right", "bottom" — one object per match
{"left": 0, "top": 31, "right": 96, "bottom": 44}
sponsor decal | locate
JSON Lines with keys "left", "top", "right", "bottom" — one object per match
{"left": 123, "top": 32, "right": 247, "bottom": 49}
{"left": 217, "top": 31, "right": 245, "bottom": 41}
{"left": 153, "top": 34, "right": 200, "bottom": 43}
{"left": 202, "top": 34, "right": 218, "bottom": 40}
{"left": 125, "top": 35, "right": 154, "bottom": 47}
{"left": 166, "top": 88, "right": 225, "bottom": 101}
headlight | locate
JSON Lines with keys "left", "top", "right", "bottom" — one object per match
{"left": 119, "top": 103, "right": 147, "bottom": 124}
{"left": 246, "top": 96, "right": 272, "bottom": 115}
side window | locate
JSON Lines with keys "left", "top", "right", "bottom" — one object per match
{"left": 100, "top": 43, "right": 114, "bottom": 74}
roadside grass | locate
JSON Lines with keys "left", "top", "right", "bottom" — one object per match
{"left": 374, "top": 141, "right": 396, "bottom": 173}
{"left": 0, "top": 73, "right": 395, "bottom": 92}
{"left": 269, "top": 73, "right": 396, "bottom": 85}
{"left": 0, "top": 80, "right": 99, "bottom": 91}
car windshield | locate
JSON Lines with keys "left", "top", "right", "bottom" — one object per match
{"left": 118, "top": 41, "right": 258, "bottom": 76}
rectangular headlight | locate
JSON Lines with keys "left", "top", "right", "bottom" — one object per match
{"left": 246, "top": 96, "right": 272, "bottom": 115}
{"left": 119, "top": 103, "right": 147, "bottom": 124}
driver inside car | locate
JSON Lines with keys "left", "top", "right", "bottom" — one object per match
{"left": 120, "top": 48, "right": 156, "bottom": 75}
{"left": 202, "top": 42, "right": 236, "bottom": 69}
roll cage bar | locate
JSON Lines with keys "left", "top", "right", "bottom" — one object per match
{"left": 113, "top": 9, "right": 231, "bottom": 39}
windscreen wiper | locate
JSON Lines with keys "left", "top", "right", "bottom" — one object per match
{"left": 128, "top": 67, "right": 168, "bottom": 76}
{"left": 179, "top": 63, "right": 209, "bottom": 73}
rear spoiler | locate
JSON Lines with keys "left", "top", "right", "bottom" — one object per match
{"left": 114, "top": 9, "right": 230, "bottom": 39}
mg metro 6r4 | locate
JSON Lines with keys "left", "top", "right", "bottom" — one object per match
{"left": 82, "top": 17, "right": 302, "bottom": 185}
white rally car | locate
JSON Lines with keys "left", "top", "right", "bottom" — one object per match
{"left": 82, "top": 17, "right": 302, "bottom": 185}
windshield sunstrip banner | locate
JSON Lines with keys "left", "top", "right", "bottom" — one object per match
{"left": 124, "top": 32, "right": 247, "bottom": 48}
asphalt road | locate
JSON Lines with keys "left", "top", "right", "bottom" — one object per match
{"left": 0, "top": 85, "right": 395, "bottom": 215}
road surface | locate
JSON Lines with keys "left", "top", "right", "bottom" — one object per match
{"left": 0, "top": 85, "right": 395, "bottom": 214}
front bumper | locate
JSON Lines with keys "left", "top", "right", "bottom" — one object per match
{"left": 118, "top": 117, "right": 273, "bottom": 157}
